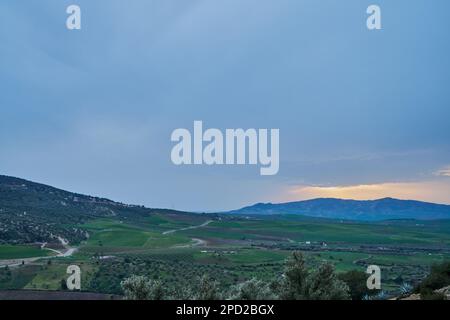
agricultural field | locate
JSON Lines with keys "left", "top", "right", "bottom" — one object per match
{"left": 1, "top": 212, "right": 450, "bottom": 298}
{"left": 78, "top": 218, "right": 197, "bottom": 256}
{"left": 182, "top": 217, "right": 450, "bottom": 246}
{"left": 0, "top": 245, "right": 54, "bottom": 260}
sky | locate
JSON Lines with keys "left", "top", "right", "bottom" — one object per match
{"left": 1, "top": 0, "right": 450, "bottom": 211}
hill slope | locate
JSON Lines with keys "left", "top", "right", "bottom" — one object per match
{"left": 229, "top": 198, "right": 450, "bottom": 221}
{"left": 0, "top": 175, "right": 186, "bottom": 244}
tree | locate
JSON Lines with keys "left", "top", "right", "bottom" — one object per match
{"left": 229, "top": 278, "right": 277, "bottom": 300}
{"left": 416, "top": 261, "right": 450, "bottom": 300}
{"left": 279, "top": 251, "right": 309, "bottom": 299}
{"left": 305, "top": 263, "right": 350, "bottom": 300}
{"left": 147, "top": 280, "right": 164, "bottom": 300}
{"left": 196, "top": 275, "right": 221, "bottom": 300}
{"left": 417, "top": 261, "right": 450, "bottom": 292}
{"left": 278, "top": 251, "right": 350, "bottom": 300}
{"left": 339, "top": 270, "right": 378, "bottom": 300}
{"left": 60, "top": 279, "right": 68, "bottom": 290}
{"left": 121, "top": 275, "right": 165, "bottom": 300}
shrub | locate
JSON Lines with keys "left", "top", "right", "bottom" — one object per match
{"left": 228, "top": 278, "right": 277, "bottom": 300}
{"left": 121, "top": 275, "right": 164, "bottom": 300}
{"left": 278, "top": 251, "right": 350, "bottom": 300}
{"left": 416, "top": 261, "right": 450, "bottom": 294}
{"left": 339, "top": 270, "right": 379, "bottom": 300}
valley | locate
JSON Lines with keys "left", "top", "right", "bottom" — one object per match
{"left": 1, "top": 212, "right": 450, "bottom": 298}
{"left": 1, "top": 175, "right": 450, "bottom": 299}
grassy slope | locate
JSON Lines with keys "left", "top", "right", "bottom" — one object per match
{"left": 24, "top": 261, "right": 98, "bottom": 291}
{"left": 78, "top": 217, "right": 197, "bottom": 255}
{"left": 0, "top": 245, "right": 53, "bottom": 260}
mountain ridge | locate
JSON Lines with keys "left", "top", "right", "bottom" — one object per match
{"left": 0, "top": 175, "right": 189, "bottom": 244}
{"left": 228, "top": 197, "right": 450, "bottom": 221}
{"left": 2, "top": 174, "right": 450, "bottom": 245}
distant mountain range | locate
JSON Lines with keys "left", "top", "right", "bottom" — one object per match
{"left": 228, "top": 198, "right": 450, "bottom": 221}
{"left": 2, "top": 174, "right": 450, "bottom": 245}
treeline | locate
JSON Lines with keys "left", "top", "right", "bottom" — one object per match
{"left": 0, "top": 213, "right": 87, "bottom": 245}
{"left": 120, "top": 252, "right": 379, "bottom": 300}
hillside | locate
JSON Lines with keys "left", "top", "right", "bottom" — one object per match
{"left": 0, "top": 175, "right": 188, "bottom": 245}
{"left": 1, "top": 177, "right": 450, "bottom": 299}
{"left": 229, "top": 198, "right": 450, "bottom": 221}
{"left": 2, "top": 174, "right": 450, "bottom": 246}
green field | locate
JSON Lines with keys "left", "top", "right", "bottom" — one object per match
{"left": 0, "top": 245, "right": 52, "bottom": 260}
{"left": 182, "top": 218, "right": 450, "bottom": 246}
{"left": 1, "top": 213, "right": 450, "bottom": 298}
{"left": 79, "top": 219, "right": 192, "bottom": 255}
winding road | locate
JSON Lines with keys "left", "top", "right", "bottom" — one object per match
{"left": 0, "top": 238, "right": 78, "bottom": 268}
{"left": 162, "top": 220, "right": 214, "bottom": 235}
{"left": 1, "top": 221, "right": 214, "bottom": 267}
{"left": 162, "top": 220, "right": 213, "bottom": 248}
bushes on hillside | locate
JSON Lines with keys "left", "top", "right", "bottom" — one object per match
{"left": 228, "top": 278, "right": 277, "bottom": 300}
{"left": 121, "top": 275, "right": 165, "bottom": 300}
{"left": 196, "top": 275, "right": 222, "bottom": 300}
{"left": 338, "top": 270, "right": 380, "bottom": 300}
{"left": 415, "top": 261, "right": 450, "bottom": 300}
{"left": 277, "top": 252, "right": 350, "bottom": 300}
{"left": 121, "top": 251, "right": 350, "bottom": 300}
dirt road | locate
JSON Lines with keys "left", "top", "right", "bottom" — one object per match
{"left": 0, "top": 238, "right": 78, "bottom": 268}
{"left": 162, "top": 220, "right": 214, "bottom": 235}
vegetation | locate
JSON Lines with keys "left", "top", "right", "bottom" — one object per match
{"left": 2, "top": 175, "right": 450, "bottom": 300}
{"left": 0, "top": 245, "right": 53, "bottom": 260}
{"left": 415, "top": 261, "right": 450, "bottom": 300}
{"left": 338, "top": 270, "right": 379, "bottom": 300}
{"left": 121, "top": 275, "right": 165, "bottom": 300}
{"left": 229, "top": 278, "right": 277, "bottom": 300}
{"left": 0, "top": 175, "right": 197, "bottom": 244}
{"left": 120, "top": 252, "right": 349, "bottom": 300}
{"left": 195, "top": 275, "right": 222, "bottom": 300}
{"left": 276, "top": 252, "right": 350, "bottom": 300}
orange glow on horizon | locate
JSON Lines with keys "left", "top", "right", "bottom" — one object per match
{"left": 284, "top": 180, "right": 450, "bottom": 205}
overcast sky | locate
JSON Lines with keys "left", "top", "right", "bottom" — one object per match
{"left": 1, "top": 0, "right": 450, "bottom": 211}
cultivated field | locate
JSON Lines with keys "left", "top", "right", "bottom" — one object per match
{"left": 1, "top": 212, "right": 450, "bottom": 298}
